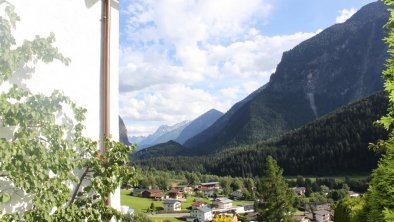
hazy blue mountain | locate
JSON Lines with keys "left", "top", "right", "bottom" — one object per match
{"left": 137, "top": 120, "right": 190, "bottom": 150}
{"left": 129, "top": 136, "right": 146, "bottom": 144}
{"left": 175, "top": 109, "right": 223, "bottom": 144}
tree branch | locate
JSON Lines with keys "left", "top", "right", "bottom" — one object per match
{"left": 68, "top": 167, "right": 90, "bottom": 207}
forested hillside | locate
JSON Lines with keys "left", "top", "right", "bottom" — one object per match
{"left": 133, "top": 92, "right": 388, "bottom": 176}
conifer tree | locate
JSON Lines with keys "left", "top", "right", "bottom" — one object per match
{"left": 256, "top": 156, "right": 295, "bottom": 222}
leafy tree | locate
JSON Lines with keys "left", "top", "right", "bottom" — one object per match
{"left": 133, "top": 213, "right": 153, "bottom": 222}
{"left": 230, "top": 178, "right": 244, "bottom": 191}
{"left": 256, "top": 156, "right": 295, "bottom": 222}
{"left": 156, "top": 174, "right": 169, "bottom": 190}
{"left": 362, "top": 0, "right": 394, "bottom": 221}
{"left": 0, "top": 2, "right": 136, "bottom": 221}
{"left": 335, "top": 197, "right": 366, "bottom": 222}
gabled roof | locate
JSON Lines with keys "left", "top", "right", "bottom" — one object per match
{"left": 196, "top": 206, "right": 212, "bottom": 213}
{"left": 192, "top": 201, "right": 208, "bottom": 207}
{"left": 215, "top": 198, "right": 232, "bottom": 204}
{"left": 200, "top": 182, "right": 220, "bottom": 185}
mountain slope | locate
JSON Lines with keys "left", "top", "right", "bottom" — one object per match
{"left": 119, "top": 116, "right": 131, "bottom": 145}
{"left": 175, "top": 109, "right": 223, "bottom": 144}
{"left": 132, "top": 140, "right": 186, "bottom": 160}
{"left": 134, "top": 91, "right": 388, "bottom": 176}
{"left": 183, "top": 1, "right": 388, "bottom": 155}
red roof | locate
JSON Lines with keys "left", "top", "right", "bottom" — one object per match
{"left": 192, "top": 201, "right": 208, "bottom": 207}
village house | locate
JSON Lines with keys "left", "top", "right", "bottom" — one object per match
{"left": 163, "top": 199, "right": 182, "bottom": 212}
{"left": 196, "top": 187, "right": 216, "bottom": 197}
{"left": 168, "top": 189, "right": 184, "bottom": 199}
{"left": 200, "top": 182, "right": 221, "bottom": 190}
{"left": 213, "top": 198, "right": 233, "bottom": 209}
{"left": 192, "top": 201, "right": 209, "bottom": 209}
{"left": 189, "top": 206, "right": 213, "bottom": 222}
{"left": 131, "top": 188, "right": 146, "bottom": 197}
{"left": 142, "top": 189, "right": 164, "bottom": 200}
{"left": 304, "top": 202, "right": 330, "bottom": 212}
{"left": 174, "top": 185, "right": 194, "bottom": 194}
{"left": 292, "top": 187, "right": 306, "bottom": 196}
{"left": 313, "top": 210, "right": 331, "bottom": 222}
{"left": 213, "top": 212, "right": 238, "bottom": 222}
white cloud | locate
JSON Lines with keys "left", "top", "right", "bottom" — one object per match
{"left": 119, "top": 48, "right": 203, "bottom": 91}
{"left": 119, "top": 0, "right": 321, "bottom": 136}
{"left": 336, "top": 8, "right": 357, "bottom": 23}
{"left": 126, "top": 124, "right": 157, "bottom": 137}
{"left": 120, "top": 84, "right": 230, "bottom": 135}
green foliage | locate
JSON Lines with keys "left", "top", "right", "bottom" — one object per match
{"left": 133, "top": 213, "right": 153, "bottom": 222}
{"left": 256, "top": 156, "right": 295, "bottom": 222}
{"left": 0, "top": 2, "right": 136, "bottom": 221}
{"left": 335, "top": 197, "right": 366, "bottom": 222}
{"left": 360, "top": 1, "right": 394, "bottom": 221}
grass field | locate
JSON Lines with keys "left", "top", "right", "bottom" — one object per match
{"left": 121, "top": 189, "right": 254, "bottom": 213}
{"left": 120, "top": 189, "right": 164, "bottom": 213}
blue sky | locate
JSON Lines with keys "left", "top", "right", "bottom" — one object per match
{"left": 119, "top": 0, "right": 376, "bottom": 137}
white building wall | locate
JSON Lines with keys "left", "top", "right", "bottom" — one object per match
{"left": 3, "top": 0, "right": 120, "bottom": 212}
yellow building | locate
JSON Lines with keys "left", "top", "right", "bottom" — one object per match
{"left": 213, "top": 214, "right": 238, "bottom": 222}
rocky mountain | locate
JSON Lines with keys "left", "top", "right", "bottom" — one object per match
{"left": 183, "top": 1, "right": 388, "bottom": 155}
{"left": 119, "top": 116, "right": 131, "bottom": 145}
{"left": 137, "top": 120, "right": 190, "bottom": 150}
{"left": 175, "top": 109, "right": 223, "bottom": 144}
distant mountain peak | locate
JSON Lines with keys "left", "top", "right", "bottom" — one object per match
{"left": 136, "top": 120, "right": 190, "bottom": 151}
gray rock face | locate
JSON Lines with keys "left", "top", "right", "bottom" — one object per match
{"left": 119, "top": 116, "right": 131, "bottom": 145}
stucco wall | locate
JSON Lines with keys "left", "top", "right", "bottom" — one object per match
{"left": 2, "top": 0, "right": 120, "bottom": 212}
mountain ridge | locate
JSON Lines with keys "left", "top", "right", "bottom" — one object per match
{"left": 183, "top": 1, "right": 388, "bottom": 154}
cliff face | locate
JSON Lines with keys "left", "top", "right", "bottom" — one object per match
{"left": 119, "top": 116, "right": 131, "bottom": 145}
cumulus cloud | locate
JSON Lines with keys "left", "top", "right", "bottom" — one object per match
{"left": 119, "top": 48, "right": 203, "bottom": 91}
{"left": 336, "top": 8, "right": 357, "bottom": 23}
{"left": 119, "top": 0, "right": 320, "bottom": 136}
{"left": 119, "top": 84, "right": 230, "bottom": 134}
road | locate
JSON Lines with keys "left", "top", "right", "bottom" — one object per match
{"left": 148, "top": 213, "right": 189, "bottom": 218}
